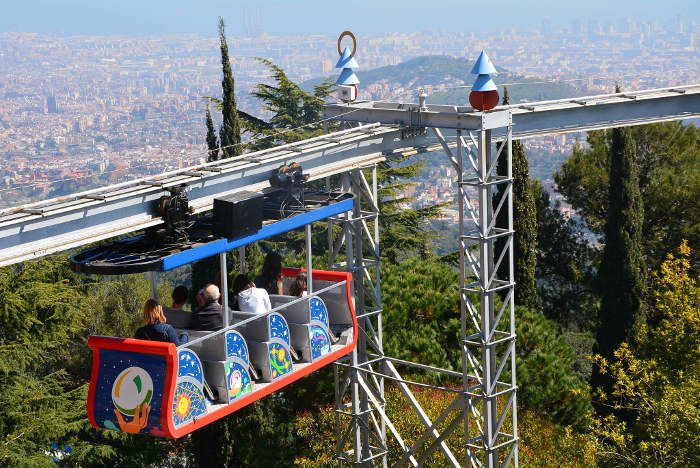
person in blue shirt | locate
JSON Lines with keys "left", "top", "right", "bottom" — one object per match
{"left": 135, "top": 298, "right": 188, "bottom": 345}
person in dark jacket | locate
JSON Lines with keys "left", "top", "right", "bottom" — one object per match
{"left": 135, "top": 298, "right": 188, "bottom": 345}
{"left": 192, "top": 284, "right": 224, "bottom": 330}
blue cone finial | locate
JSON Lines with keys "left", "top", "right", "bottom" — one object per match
{"left": 335, "top": 46, "right": 359, "bottom": 69}
{"left": 472, "top": 74, "right": 497, "bottom": 92}
{"left": 470, "top": 50, "right": 497, "bottom": 75}
{"left": 336, "top": 68, "right": 360, "bottom": 85}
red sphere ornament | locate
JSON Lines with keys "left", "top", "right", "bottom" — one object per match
{"left": 469, "top": 90, "right": 500, "bottom": 111}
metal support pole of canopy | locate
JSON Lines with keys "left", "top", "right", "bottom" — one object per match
{"left": 147, "top": 271, "right": 158, "bottom": 301}
{"left": 238, "top": 247, "right": 246, "bottom": 274}
{"left": 306, "top": 223, "right": 313, "bottom": 294}
{"left": 220, "top": 252, "right": 229, "bottom": 328}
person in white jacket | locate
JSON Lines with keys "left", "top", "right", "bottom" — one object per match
{"left": 232, "top": 273, "right": 271, "bottom": 314}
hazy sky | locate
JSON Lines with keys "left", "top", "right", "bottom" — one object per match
{"left": 1, "top": 0, "right": 698, "bottom": 36}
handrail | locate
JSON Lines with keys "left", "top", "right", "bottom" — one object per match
{"left": 178, "top": 280, "right": 346, "bottom": 350}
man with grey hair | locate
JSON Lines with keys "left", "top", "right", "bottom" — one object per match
{"left": 192, "top": 283, "right": 223, "bottom": 330}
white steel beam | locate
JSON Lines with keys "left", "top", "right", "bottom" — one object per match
{"left": 323, "top": 84, "right": 700, "bottom": 138}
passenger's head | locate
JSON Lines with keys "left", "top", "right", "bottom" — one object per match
{"left": 232, "top": 273, "right": 254, "bottom": 297}
{"left": 171, "top": 285, "right": 188, "bottom": 307}
{"left": 289, "top": 272, "right": 307, "bottom": 297}
{"left": 261, "top": 252, "right": 283, "bottom": 283}
{"left": 202, "top": 284, "right": 220, "bottom": 304}
{"left": 143, "top": 298, "right": 167, "bottom": 325}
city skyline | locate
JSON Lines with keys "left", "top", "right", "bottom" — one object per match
{"left": 1, "top": 0, "right": 699, "bottom": 36}
{"left": 1, "top": 21, "right": 697, "bottom": 209}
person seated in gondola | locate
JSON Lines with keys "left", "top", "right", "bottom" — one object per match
{"left": 164, "top": 285, "right": 189, "bottom": 314}
{"left": 135, "top": 299, "right": 189, "bottom": 345}
{"left": 233, "top": 273, "right": 271, "bottom": 314}
{"left": 192, "top": 284, "right": 224, "bottom": 331}
{"left": 288, "top": 272, "right": 308, "bottom": 297}
{"left": 254, "top": 251, "right": 284, "bottom": 295}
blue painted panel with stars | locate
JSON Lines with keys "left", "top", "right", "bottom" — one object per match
{"left": 268, "top": 313, "right": 290, "bottom": 346}
{"left": 225, "top": 331, "right": 249, "bottom": 364}
{"left": 93, "top": 349, "right": 166, "bottom": 435}
{"left": 172, "top": 349, "right": 207, "bottom": 427}
{"left": 309, "top": 325, "right": 332, "bottom": 360}
{"left": 177, "top": 349, "right": 204, "bottom": 384}
{"left": 309, "top": 297, "right": 329, "bottom": 326}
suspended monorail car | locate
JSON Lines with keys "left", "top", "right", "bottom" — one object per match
{"left": 71, "top": 183, "right": 357, "bottom": 438}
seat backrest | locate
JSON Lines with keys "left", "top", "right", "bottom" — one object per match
{"left": 276, "top": 297, "right": 310, "bottom": 324}
{"left": 165, "top": 308, "right": 193, "bottom": 329}
{"left": 269, "top": 294, "right": 296, "bottom": 308}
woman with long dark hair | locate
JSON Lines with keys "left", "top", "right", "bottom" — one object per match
{"left": 254, "top": 251, "right": 283, "bottom": 295}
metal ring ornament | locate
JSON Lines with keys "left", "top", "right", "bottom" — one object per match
{"left": 337, "top": 30, "right": 357, "bottom": 58}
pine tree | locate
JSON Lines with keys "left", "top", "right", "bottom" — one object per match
{"left": 239, "top": 58, "right": 335, "bottom": 151}
{"left": 205, "top": 102, "right": 219, "bottom": 162}
{"left": 596, "top": 97, "right": 645, "bottom": 359}
{"left": 494, "top": 87, "right": 539, "bottom": 309}
{"left": 218, "top": 17, "right": 242, "bottom": 159}
{"left": 375, "top": 154, "right": 445, "bottom": 263}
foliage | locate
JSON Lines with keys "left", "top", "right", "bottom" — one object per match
{"left": 381, "top": 257, "right": 461, "bottom": 369}
{"left": 240, "top": 58, "right": 335, "bottom": 151}
{"left": 596, "top": 124, "right": 645, "bottom": 360}
{"left": 374, "top": 154, "right": 445, "bottom": 264}
{"left": 205, "top": 103, "right": 219, "bottom": 162}
{"left": 240, "top": 59, "right": 443, "bottom": 263}
{"left": 0, "top": 257, "right": 86, "bottom": 466}
{"left": 555, "top": 122, "right": 700, "bottom": 272}
{"left": 293, "top": 386, "right": 597, "bottom": 467}
{"left": 217, "top": 17, "right": 242, "bottom": 159}
{"left": 532, "top": 180, "right": 597, "bottom": 332}
{"left": 593, "top": 242, "right": 700, "bottom": 466}
{"left": 0, "top": 257, "right": 177, "bottom": 467}
{"left": 381, "top": 256, "right": 592, "bottom": 427}
{"left": 514, "top": 306, "right": 593, "bottom": 428}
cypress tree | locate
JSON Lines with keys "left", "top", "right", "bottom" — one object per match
{"left": 218, "top": 17, "right": 242, "bottom": 159}
{"left": 596, "top": 118, "right": 645, "bottom": 359}
{"left": 494, "top": 87, "right": 540, "bottom": 309}
{"left": 205, "top": 102, "right": 219, "bottom": 162}
{"left": 189, "top": 18, "right": 243, "bottom": 466}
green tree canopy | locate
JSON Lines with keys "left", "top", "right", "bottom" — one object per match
{"left": 593, "top": 242, "right": 700, "bottom": 466}
{"left": 595, "top": 124, "right": 646, "bottom": 361}
{"left": 532, "top": 180, "right": 597, "bottom": 332}
{"left": 239, "top": 58, "right": 335, "bottom": 151}
{"left": 381, "top": 256, "right": 592, "bottom": 427}
{"left": 555, "top": 122, "right": 700, "bottom": 272}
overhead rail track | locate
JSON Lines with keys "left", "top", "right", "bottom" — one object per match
{"left": 1, "top": 84, "right": 698, "bottom": 268}
{"left": 323, "top": 84, "right": 700, "bottom": 138}
{"left": 0, "top": 124, "right": 402, "bottom": 267}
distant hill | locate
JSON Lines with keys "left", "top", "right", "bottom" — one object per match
{"left": 303, "top": 55, "right": 586, "bottom": 105}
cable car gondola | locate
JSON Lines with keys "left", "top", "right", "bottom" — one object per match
{"left": 72, "top": 166, "right": 358, "bottom": 438}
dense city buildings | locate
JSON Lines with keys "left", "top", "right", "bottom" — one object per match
{"left": 0, "top": 17, "right": 697, "bottom": 207}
